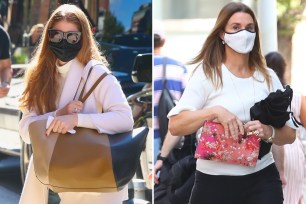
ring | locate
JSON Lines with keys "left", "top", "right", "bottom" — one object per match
{"left": 247, "top": 130, "right": 259, "bottom": 136}
{"left": 253, "top": 130, "right": 260, "bottom": 136}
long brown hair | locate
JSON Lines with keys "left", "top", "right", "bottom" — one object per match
{"left": 189, "top": 2, "right": 271, "bottom": 89}
{"left": 265, "top": 52, "right": 286, "bottom": 85}
{"left": 20, "top": 4, "right": 108, "bottom": 114}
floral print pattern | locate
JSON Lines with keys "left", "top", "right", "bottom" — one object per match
{"left": 195, "top": 121, "right": 260, "bottom": 167}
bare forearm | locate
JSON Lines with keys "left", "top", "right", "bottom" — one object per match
{"left": 0, "top": 60, "right": 12, "bottom": 84}
{"left": 169, "top": 107, "right": 217, "bottom": 136}
{"left": 1, "top": 68, "right": 12, "bottom": 82}
{"left": 273, "top": 125, "right": 296, "bottom": 145}
{"left": 159, "top": 130, "right": 183, "bottom": 157}
{"left": 272, "top": 144, "right": 285, "bottom": 173}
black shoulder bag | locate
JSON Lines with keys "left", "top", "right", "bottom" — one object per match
{"left": 157, "top": 57, "right": 176, "bottom": 144}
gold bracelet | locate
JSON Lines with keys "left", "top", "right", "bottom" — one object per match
{"left": 264, "top": 126, "right": 275, "bottom": 143}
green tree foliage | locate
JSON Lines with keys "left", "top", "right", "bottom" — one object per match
{"left": 277, "top": 0, "right": 306, "bottom": 36}
{"left": 102, "top": 11, "right": 125, "bottom": 43}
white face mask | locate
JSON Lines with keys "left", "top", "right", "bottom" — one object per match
{"left": 224, "top": 29, "right": 256, "bottom": 54}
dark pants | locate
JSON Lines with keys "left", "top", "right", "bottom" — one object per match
{"left": 189, "top": 163, "right": 283, "bottom": 204}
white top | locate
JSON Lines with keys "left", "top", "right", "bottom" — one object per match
{"left": 168, "top": 64, "right": 285, "bottom": 175}
{"left": 19, "top": 59, "right": 133, "bottom": 203}
{"left": 56, "top": 59, "right": 71, "bottom": 105}
{"left": 56, "top": 59, "right": 71, "bottom": 76}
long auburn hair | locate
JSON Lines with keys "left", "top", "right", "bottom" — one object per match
{"left": 20, "top": 4, "right": 108, "bottom": 114}
{"left": 189, "top": 2, "right": 271, "bottom": 89}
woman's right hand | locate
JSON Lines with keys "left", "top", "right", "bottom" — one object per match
{"left": 214, "top": 106, "right": 244, "bottom": 140}
{"left": 45, "top": 114, "right": 78, "bottom": 136}
{"left": 56, "top": 100, "right": 83, "bottom": 116}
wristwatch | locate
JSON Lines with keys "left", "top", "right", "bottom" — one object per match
{"left": 157, "top": 153, "right": 167, "bottom": 162}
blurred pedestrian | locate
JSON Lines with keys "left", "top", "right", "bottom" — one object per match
{"left": 18, "top": 4, "right": 133, "bottom": 204}
{"left": 153, "top": 20, "right": 193, "bottom": 204}
{"left": 266, "top": 51, "right": 306, "bottom": 204}
{"left": 153, "top": 20, "right": 188, "bottom": 163}
{"left": 0, "top": 24, "right": 12, "bottom": 97}
{"left": 168, "top": 2, "right": 296, "bottom": 204}
{"left": 28, "top": 23, "right": 44, "bottom": 47}
{"left": 24, "top": 23, "right": 44, "bottom": 58}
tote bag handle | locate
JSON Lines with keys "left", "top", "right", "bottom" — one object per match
{"left": 73, "top": 64, "right": 110, "bottom": 103}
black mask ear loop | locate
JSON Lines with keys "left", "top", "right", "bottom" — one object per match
{"left": 224, "top": 29, "right": 255, "bottom": 35}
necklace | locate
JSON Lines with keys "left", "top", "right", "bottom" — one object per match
{"left": 227, "top": 67, "right": 256, "bottom": 123}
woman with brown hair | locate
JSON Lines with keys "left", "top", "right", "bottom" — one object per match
{"left": 168, "top": 2, "right": 296, "bottom": 204}
{"left": 19, "top": 4, "right": 133, "bottom": 204}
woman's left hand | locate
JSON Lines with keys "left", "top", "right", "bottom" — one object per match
{"left": 45, "top": 114, "right": 78, "bottom": 136}
{"left": 56, "top": 100, "right": 83, "bottom": 116}
{"left": 244, "top": 120, "right": 273, "bottom": 140}
{"left": 153, "top": 160, "right": 163, "bottom": 184}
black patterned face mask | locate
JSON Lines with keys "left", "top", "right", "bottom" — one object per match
{"left": 48, "top": 39, "right": 81, "bottom": 62}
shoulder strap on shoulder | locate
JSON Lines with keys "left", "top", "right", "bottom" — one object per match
{"left": 79, "top": 72, "right": 109, "bottom": 103}
{"left": 162, "top": 57, "right": 167, "bottom": 88}
{"left": 73, "top": 63, "right": 110, "bottom": 103}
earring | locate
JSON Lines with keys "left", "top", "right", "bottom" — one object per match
{"left": 222, "top": 40, "right": 225, "bottom": 45}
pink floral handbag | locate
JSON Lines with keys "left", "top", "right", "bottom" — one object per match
{"left": 195, "top": 121, "right": 260, "bottom": 167}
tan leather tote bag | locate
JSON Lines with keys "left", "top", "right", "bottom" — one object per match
{"left": 29, "top": 66, "right": 148, "bottom": 192}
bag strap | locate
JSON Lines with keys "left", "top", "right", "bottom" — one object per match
{"left": 162, "top": 57, "right": 167, "bottom": 89}
{"left": 73, "top": 65, "right": 96, "bottom": 101}
{"left": 79, "top": 72, "right": 109, "bottom": 103}
{"left": 73, "top": 64, "right": 110, "bottom": 103}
